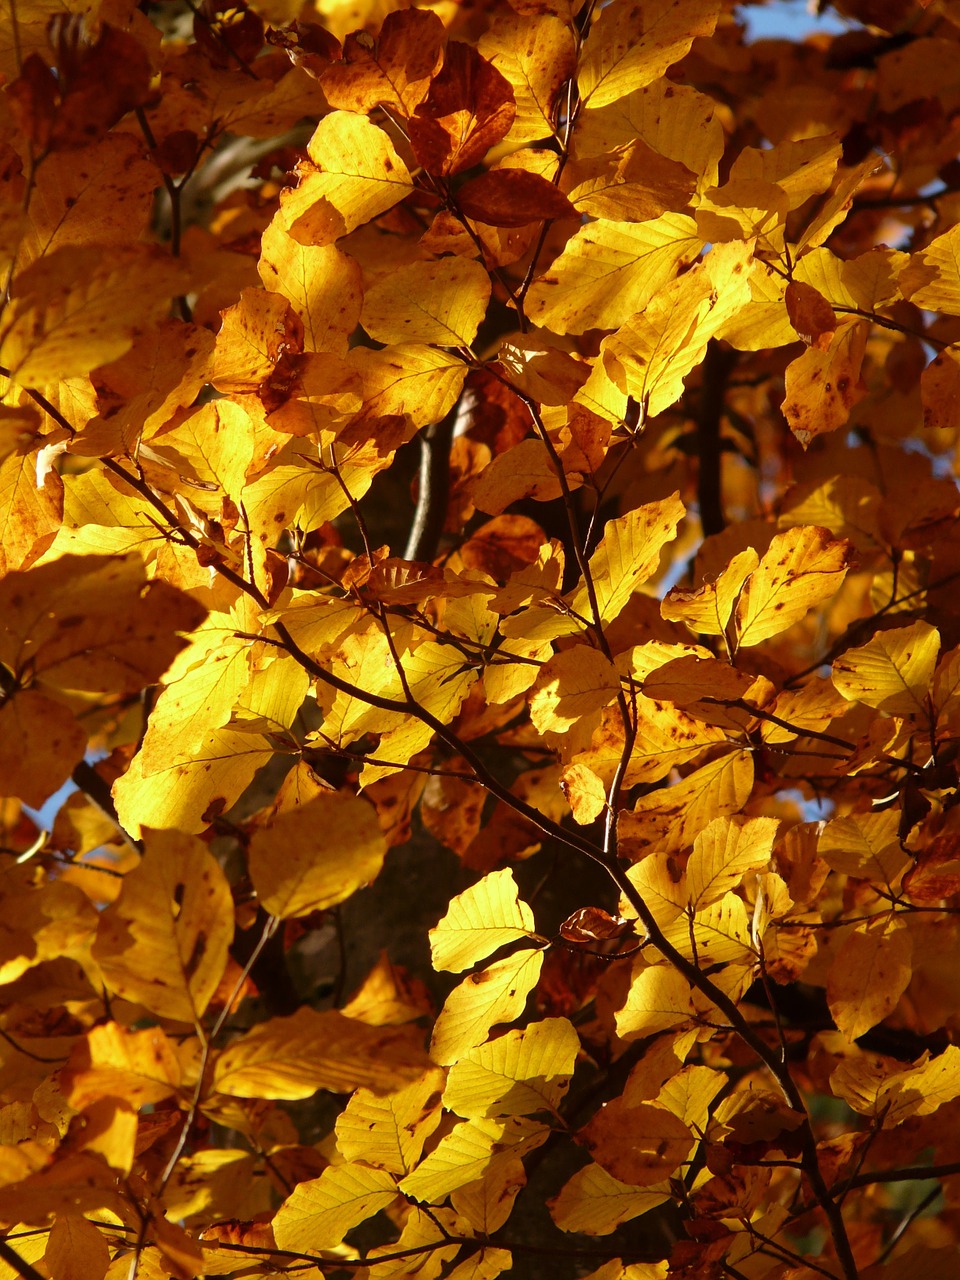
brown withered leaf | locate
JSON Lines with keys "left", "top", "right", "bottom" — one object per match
{"left": 457, "top": 169, "right": 577, "bottom": 227}
{"left": 560, "top": 907, "right": 633, "bottom": 944}
{"left": 409, "top": 43, "right": 516, "bottom": 175}
{"left": 785, "top": 280, "right": 837, "bottom": 351}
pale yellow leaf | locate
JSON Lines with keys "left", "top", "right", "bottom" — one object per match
{"left": 443, "top": 1018, "right": 579, "bottom": 1119}
{"left": 335, "top": 1069, "right": 446, "bottom": 1175}
{"left": 615, "top": 964, "right": 697, "bottom": 1040}
{"left": 530, "top": 646, "right": 620, "bottom": 734}
{"left": 686, "top": 816, "right": 779, "bottom": 911}
{"left": 734, "top": 525, "right": 852, "bottom": 648}
{"left": 429, "top": 868, "right": 539, "bottom": 973}
{"left": 62, "top": 1023, "right": 181, "bottom": 1110}
{"left": 579, "top": 0, "right": 720, "bottom": 108}
{"left": 430, "top": 949, "right": 545, "bottom": 1066}
{"left": 567, "top": 493, "right": 685, "bottom": 627}
{"left": 525, "top": 214, "right": 700, "bottom": 334}
{"left": 280, "top": 114, "right": 415, "bottom": 246}
{"left": 258, "top": 219, "right": 362, "bottom": 356}
{"left": 273, "top": 1163, "right": 398, "bottom": 1252}
{"left": 399, "top": 1116, "right": 548, "bottom": 1203}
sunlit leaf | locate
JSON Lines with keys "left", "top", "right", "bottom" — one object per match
{"left": 443, "top": 1018, "right": 579, "bottom": 1119}
{"left": 429, "top": 868, "right": 540, "bottom": 973}
{"left": 430, "top": 948, "right": 545, "bottom": 1066}
{"left": 92, "top": 829, "right": 233, "bottom": 1023}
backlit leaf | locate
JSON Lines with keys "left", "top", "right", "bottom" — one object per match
{"left": 579, "top": 0, "right": 721, "bottom": 108}
{"left": 213, "top": 1007, "right": 432, "bottom": 1099}
{"left": 273, "top": 1163, "right": 398, "bottom": 1252}
{"left": 361, "top": 258, "right": 491, "bottom": 347}
{"left": 280, "top": 113, "right": 415, "bottom": 246}
{"left": 832, "top": 619, "right": 940, "bottom": 717}
{"left": 430, "top": 948, "right": 545, "bottom": 1066}
{"left": 335, "top": 1069, "right": 446, "bottom": 1175}
{"left": 92, "top": 829, "right": 233, "bottom": 1024}
{"left": 248, "top": 789, "right": 386, "bottom": 917}
{"left": 734, "top": 526, "right": 852, "bottom": 649}
{"left": 430, "top": 868, "right": 539, "bottom": 973}
{"left": 443, "top": 1017, "right": 579, "bottom": 1119}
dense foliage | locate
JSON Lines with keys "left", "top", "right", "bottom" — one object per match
{"left": 2, "top": 0, "right": 960, "bottom": 1277}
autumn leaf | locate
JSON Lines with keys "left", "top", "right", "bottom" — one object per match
{"left": 92, "top": 828, "right": 233, "bottom": 1024}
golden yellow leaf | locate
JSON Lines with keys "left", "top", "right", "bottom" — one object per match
{"left": 567, "top": 493, "right": 685, "bottom": 627}
{"left": 661, "top": 894, "right": 755, "bottom": 969}
{"left": 561, "top": 762, "right": 608, "bottom": 826}
{"left": 0, "top": 441, "right": 63, "bottom": 574}
{"left": 619, "top": 751, "right": 754, "bottom": 856}
{"left": 361, "top": 258, "right": 491, "bottom": 347}
{"left": 578, "top": 1099, "right": 692, "bottom": 1187}
{"left": 248, "top": 789, "right": 386, "bottom": 918}
{"left": 92, "top": 829, "right": 233, "bottom": 1023}
{"left": 280, "top": 113, "right": 415, "bottom": 246}
{"left": 478, "top": 11, "right": 575, "bottom": 146}
{"left": 580, "top": 1263, "right": 668, "bottom": 1280}
{"left": 562, "top": 138, "right": 696, "bottom": 223}
{"left": 655, "top": 1066, "right": 724, "bottom": 1133}
{"left": 578, "top": 0, "right": 720, "bottom": 108}
{"left": 529, "top": 646, "right": 620, "bottom": 734}
{"left": 450, "top": 1157, "right": 526, "bottom": 1235}
{"left": 443, "top": 1017, "right": 579, "bottom": 1119}
{"left": 615, "top": 964, "right": 698, "bottom": 1040}
{"left": 781, "top": 316, "right": 869, "bottom": 447}
{"left": 525, "top": 214, "right": 700, "bottom": 335}
{"left": 685, "top": 816, "right": 779, "bottom": 911}
{"left": 900, "top": 220, "right": 960, "bottom": 314}
{"left": 595, "top": 243, "right": 753, "bottom": 419}
{"left": 661, "top": 547, "right": 759, "bottom": 638}
{"left": 445, "top": 1247, "right": 514, "bottom": 1280}
{"left": 399, "top": 1115, "right": 548, "bottom": 1203}
{"left": 733, "top": 526, "right": 852, "bottom": 649}
{"left": 212, "top": 1007, "right": 432, "bottom": 1098}
{"left": 146, "top": 400, "right": 258, "bottom": 527}
{"left": 335, "top": 1069, "right": 446, "bottom": 1175}
{"left": 624, "top": 853, "right": 686, "bottom": 931}
{"left": 44, "top": 1215, "right": 109, "bottom": 1280}
{"left": 549, "top": 1162, "right": 670, "bottom": 1235}
{"left": 348, "top": 344, "right": 467, "bottom": 426}
{"left": 827, "top": 919, "right": 913, "bottom": 1041}
{"left": 429, "top": 868, "right": 539, "bottom": 973}
{"left": 113, "top": 726, "right": 277, "bottom": 839}
{"left": 62, "top": 1023, "right": 182, "bottom": 1110}
{"left": 273, "top": 1163, "right": 398, "bottom": 1252}
{"left": 430, "top": 948, "right": 545, "bottom": 1066}
{"left": 20, "top": 133, "right": 156, "bottom": 269}
{"left": 0, "top": 246, "right": 185, "bottom": 386}
{"left": 577, "top": 80, "right": 723, "bottom": 194}
{"left": 258, "top": 219, "right": 362, "bottom": 357}
{"left": 832, "top": 619, "right": 940, "bottom": 717}
{"left": 818, "top": 809, "right": 910, "bottom": 886}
